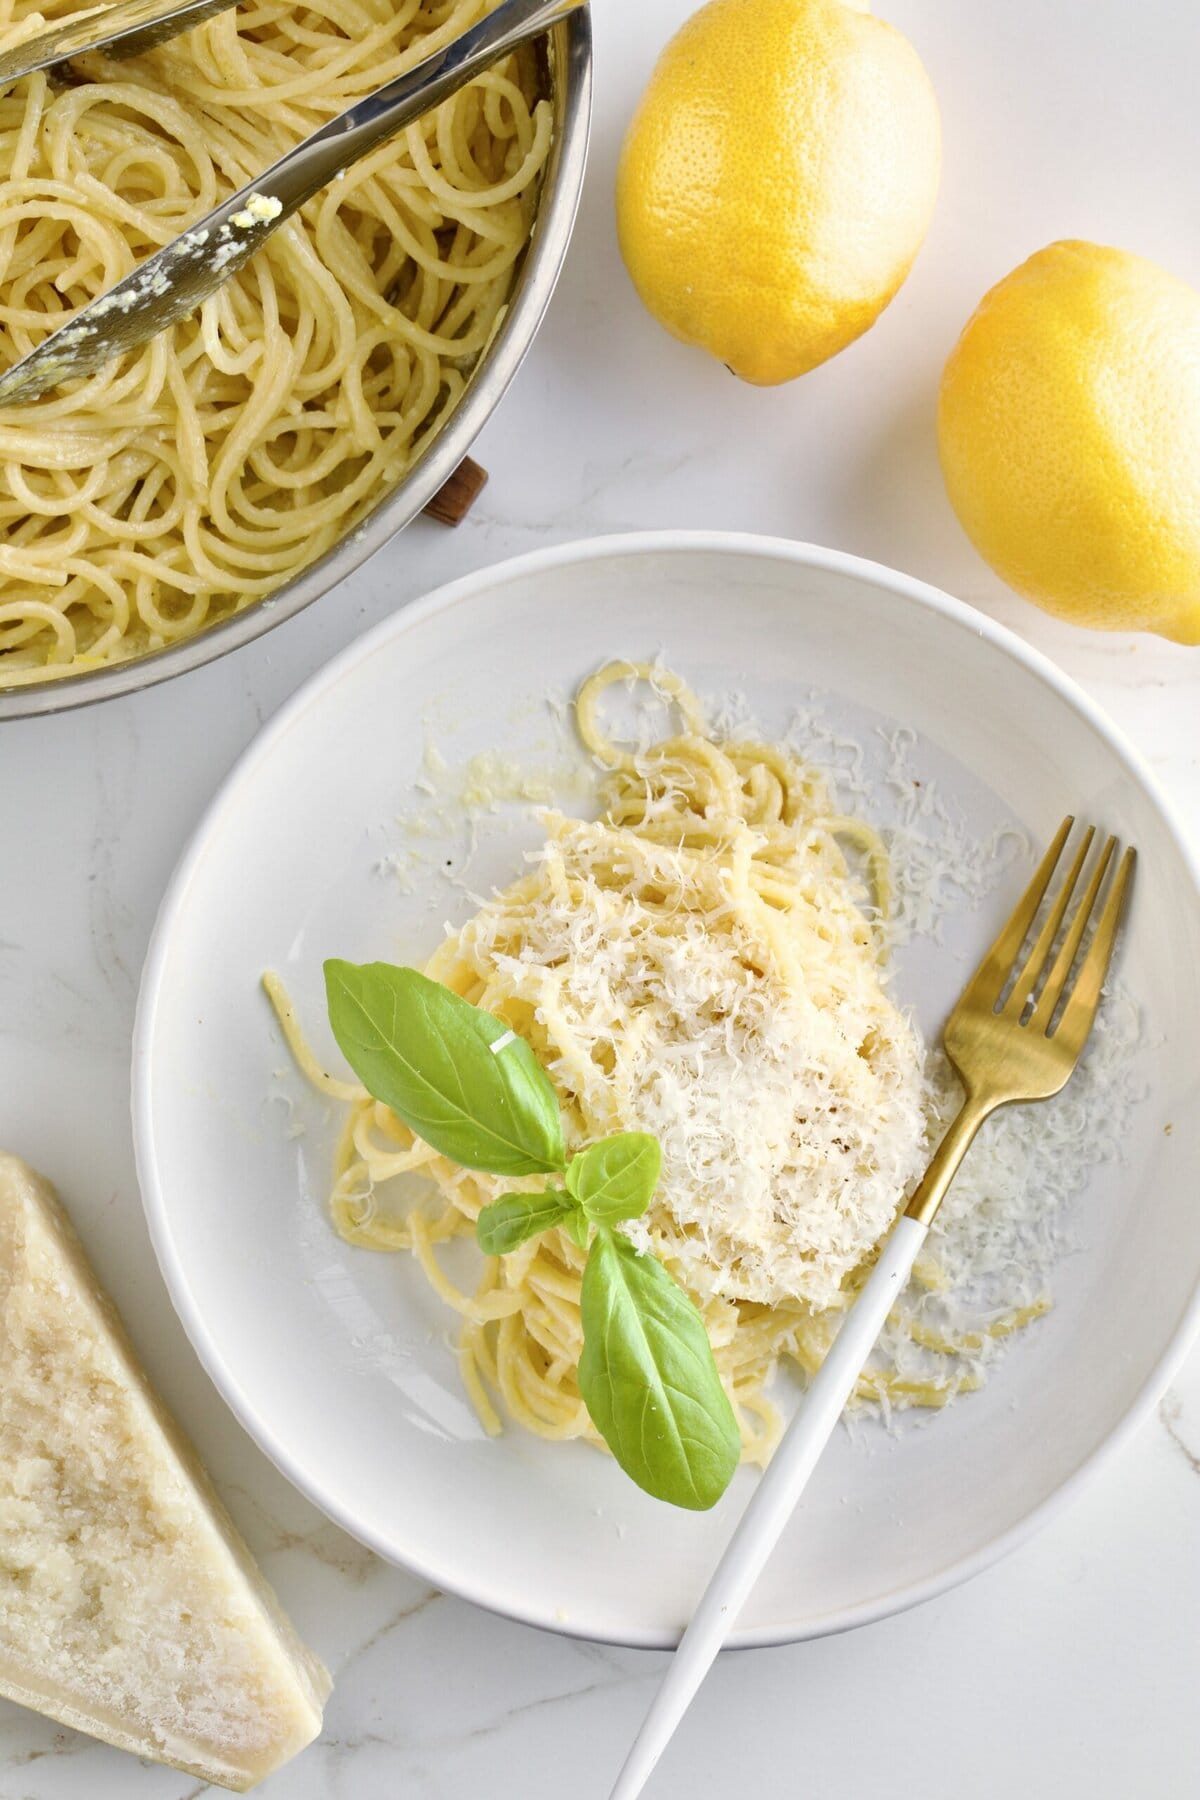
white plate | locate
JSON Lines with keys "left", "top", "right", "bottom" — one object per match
{"left": 133, "top": 532, "right": 1200, "bottom": 1648}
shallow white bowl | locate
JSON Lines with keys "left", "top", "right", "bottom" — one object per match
{"left": 132, "top": 532, "right": 1200, "bottom": 1647}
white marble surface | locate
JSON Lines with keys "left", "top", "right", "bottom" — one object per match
{"left": 2, "top": 2, "right": 1199, "bottom": 1795}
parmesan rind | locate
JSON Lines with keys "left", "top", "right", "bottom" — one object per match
{"left": 0, "top": 1154, "right": 330, "bottom": 1790}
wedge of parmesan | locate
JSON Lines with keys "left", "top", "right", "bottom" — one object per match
{"left": 0, "top": 1153, "right": 330, "bottom": 1789}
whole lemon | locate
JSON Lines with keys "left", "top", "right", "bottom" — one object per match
{"left": 615, "top": 0, "right": 941, "bottom": 386}
{"left": 939, "top": 241, "right": 1200, "bottom": 645}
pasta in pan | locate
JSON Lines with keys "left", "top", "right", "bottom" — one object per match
{"left": 0, "top": 0, "right": 550, "bottom": 682}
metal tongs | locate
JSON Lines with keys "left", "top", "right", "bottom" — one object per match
{"left": 0, "top": 0, "right": 245, "bottom": 82}
{"left": 0, "top": 0, "right": 583, "bottom": 407}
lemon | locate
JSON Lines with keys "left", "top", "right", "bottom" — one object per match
{"left": 939, "top": 242, "right": 1200, "bottom": 645}
{"left": 615, "top": 0, "right": 941, "bottom": 386}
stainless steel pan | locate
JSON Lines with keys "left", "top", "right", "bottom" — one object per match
{"left": 0, "top": 9, "right": 591, "bottom": 720}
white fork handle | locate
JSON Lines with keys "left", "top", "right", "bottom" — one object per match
{"left": 608, "top": 1211, "right": 929, "bottom": 1800}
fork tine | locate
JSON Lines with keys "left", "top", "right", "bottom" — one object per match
{"left": 1029, "top": 834, "right": 1117, "bottom": 1029}
{"left": 969, "top": 816, "right": 1074, "bottom": 1000}
{"left": 1048, "top": 846, "right": 1136, "bottom": 1048}
{"left": 1004, "top": 824, "right": 1096, "bottom": 1017}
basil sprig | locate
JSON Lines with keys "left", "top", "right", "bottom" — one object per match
{"left": 323, "top": 960, "right": 739, "bottom": 1511}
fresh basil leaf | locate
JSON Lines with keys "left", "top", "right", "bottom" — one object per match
{"left": 565, "top": 1132, "right": 661, "bottom": 1226}
{"left": 324, "top": 961, "right": 565, "bottom": 1176}
{"left": 577, "top": 1227, "right": 739, "bottom": 1511}
{"left": 474, "top": 1195, "right": 575, "bottom": 1252}
{"left": 477, "top": 1189, "right": 592, "bottom": 1255}
{"left": 476, "top": 1190, "right": 575, "bottom": 1256}
{"left": 560, "top": 1208, "right": 590, "bottom": 1252}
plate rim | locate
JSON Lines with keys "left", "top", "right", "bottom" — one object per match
{"left": 131, "top": 528, "right": 1200, "bottom": 1648}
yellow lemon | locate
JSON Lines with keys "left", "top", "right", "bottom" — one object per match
{"left": 939, "top": 241, "right": 1200, "bottom": 645}
{"left": 615, "top": 0, "right": 941, "bottom": 386}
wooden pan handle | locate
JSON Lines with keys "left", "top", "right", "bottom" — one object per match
{"left": 423, "top": 455, "right": 488, "bottom": 526}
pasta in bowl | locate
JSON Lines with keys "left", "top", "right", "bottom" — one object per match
{"left": 0, "top": 0, "right": 590, "bottom": 714}
{"left": 131, "top": 533, "right": 1200, "bottom": 1643}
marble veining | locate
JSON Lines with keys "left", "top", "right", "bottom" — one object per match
{"left": 1160, "top": 1393, "right": 1200, "bottom": 1477}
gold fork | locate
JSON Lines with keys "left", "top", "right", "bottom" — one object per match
{"left": 608, "top": 816, "right": 1136, "bottom": 1800}
{"left": 908, "top": 814, "right": 1136, "bottom": 1225}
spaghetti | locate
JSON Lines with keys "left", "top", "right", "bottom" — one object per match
{"left": 0, "top": 0, "right": 550, "bottom": 683}
{"left": 270, "top": 663, "right": 1056, "bottom": 1467}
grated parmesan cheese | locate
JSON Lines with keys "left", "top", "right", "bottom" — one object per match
{"left": 867, "top": 982, "right": 1144, "bottom": 1401}
{"left": 356, "top": 672, "right": 1146, "bottom": 1429}
{"left": 449, "top": 805, "right": 929, "bottom": 1312}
